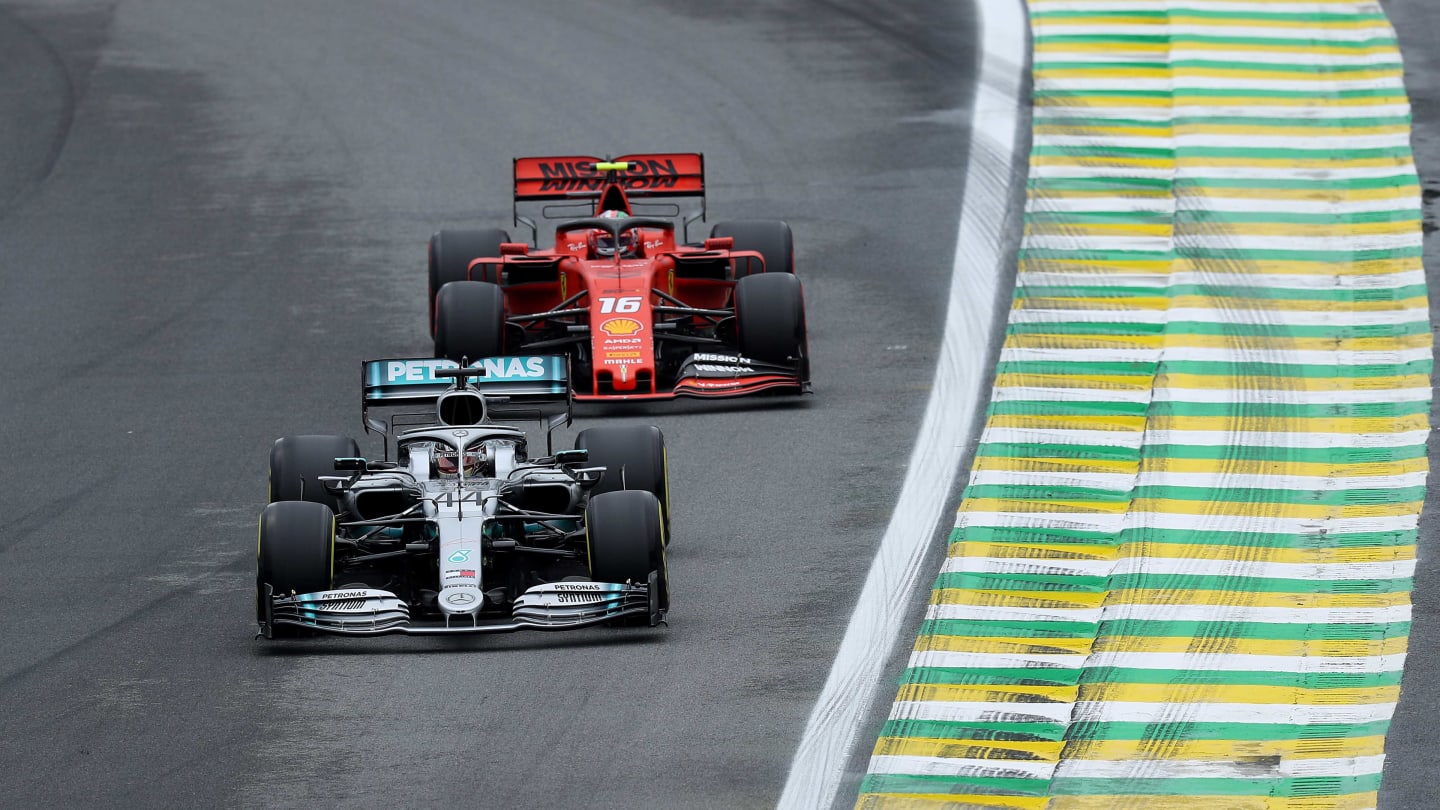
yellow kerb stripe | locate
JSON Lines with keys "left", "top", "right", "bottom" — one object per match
{"left": 962, "top": 497, "right": 1425, "bottom": 520}
{"left": 1034, "top": 15, "right": 1392, "bottom": 31}
{"left": 973, "top": 456, "right": 1428, "bottom": 479}
{"left": 874, "top": 734, "right": 1390, "bottom": 761}
{"left": 934, "top": 589, "right": 1109, "bottom": 609}
{"left": 1089, "top": 636, "right": 1408, "bottom": 657}
{"left": 916, "top": 635, "right": 1097, "bottom": 655}
{"left": 947, "top": 542, "right": 1417, "bottom": 566}
{"left": 984, "top": 414, "right": 1428, "bottom": 432}
{"left": 1033, "top": 37, "right": 1396, "bottom": 54}
{"left": 1034, "top": 124, "right": 1413, "bottom": 138}
{"left": 1034, "top": 67, "right": 1402, "bottom": 82}
{"left": 971, "top": 456, "right": 1137, "bottom": 474}
{"left": 1035, "top": 95, "right": 1405, "bottom": 108}
{"left": 893, "top": 683, "right": 1077, "bottom": 704}
{"left": 1043, "top": 794, "right": 1378, "bottom": 810}
{"left": 1031, "top": 155, "right": 1414, "bottom": 170}
{"left": 1100, "top": 590, "right": 1411, "bottom": 608}
{"left": 991, "top": 372, "right": 1431, "bottom": 392}
{"left": 1026, "top": 220, "right": 1419, "bottom": 238}
{"left": 1077, "top": 683, "right": 1401, "bottom": 706}
{"left": 1002, "top": 333, "right": 1432, "bottom": 352}
{"left": 946, "top": 542, "right": 1121, "bottom": 561}
{"left": 1029, "top": 187, "right": 1421, "bottom": 206}
{"left": 931, "top": 589, "right": 1413, "bottom": 609}
{"left": 1152, "top": 372, "right": 1431, "bottom": 392}
{"left": 858, "top": 795, "right": 1049, "bottom": 810}
{"left": 1012, "top": 295, "right": 1430, "bottom": 312}
{"left": 874, "top": 736, "right": 1065, "bottom": 760}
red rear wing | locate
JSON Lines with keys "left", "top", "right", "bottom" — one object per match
{"left": 514, "top": 153, "right": 705, "bottom": 200}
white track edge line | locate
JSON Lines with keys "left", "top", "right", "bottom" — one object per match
{"left": 775, "top": 1, "right": 1029, "bottom": 807}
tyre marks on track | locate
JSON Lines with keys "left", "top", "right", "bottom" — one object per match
{"left": 857, "top": 1, "right": 1428, "bottom": 807}
{"left": 776, "top": 1, "right": 1031, "bottom": 807}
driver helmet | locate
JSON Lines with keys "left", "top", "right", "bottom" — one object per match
{"left": 591, "top": 209, "right": 638, "bottom": 257}
{"left": 436, "top": 445, "right": 485, "bottom": 478}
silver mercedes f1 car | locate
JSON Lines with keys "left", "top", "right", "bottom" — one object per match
{"left": 256, "top": 354, "right": 669, "bottom": 638}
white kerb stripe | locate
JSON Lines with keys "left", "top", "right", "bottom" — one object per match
{"left": 1073, "top": 701, "right": 1399, "bottom": 725}
{"left": 1052, "top": 754, "right": 1388, "bottom": 780}
{"left": 866, "top": 755, "right": 1056, "bottom": 780}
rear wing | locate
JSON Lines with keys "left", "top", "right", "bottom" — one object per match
{"left": 362, "top": 355, "right": 573, "bottom": 450}
{"left": 513, "top": 152, "right": 707, "bottom": 245}
{"left": 363, "top": 355, "right": 570, "bottom": 405}
{"left": 514, "top": 153, "right": 705, "bottom": 201}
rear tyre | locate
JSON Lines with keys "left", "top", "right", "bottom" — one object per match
{"left": 586, "top": 490, "right": 668, "bottom": 615}
{"left": 576, "top": 424, "right": 670, "bottom": 542}
{"left": 710, "top": 219, "right": 793, "bottom": 277}
{"left": 735, "top": 272, "right": 808, "bottom": 370}
{"left": 269, "top": 434, "right": 360, "bottom": 514}
{"left": 435, "top": 280, "right": 506, "bottom": 362}
{"left": 256, "top": 500, "right": 336, "bottom": 632}
{"left": 428, "top": 228, "right": 510, "bottom": 335}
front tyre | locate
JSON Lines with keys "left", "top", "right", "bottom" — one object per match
{"left": 585, "top": 490, "right": 668, "bottom": 615}
{"left": 256, "top": 500, "right": 336, "bottom": 632}
{"left": 434, "top": 280, "right": 506, "bottom": 362}
{"left": 734, "top": 272, "right": 808, "bottom": 371}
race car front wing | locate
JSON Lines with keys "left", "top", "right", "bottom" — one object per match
{"left": 573, "top": 352, "right": 810, "bottom": 401}
{"left": 258, "top": 578, "right": 662, "bottom": 638}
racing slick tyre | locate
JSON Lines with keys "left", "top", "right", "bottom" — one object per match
{"left": 434, "top": 280, "right": 506, "bottom": 363}
{"left": 256, "top": 500, "right": 336, "bottom": 632}
{"left": 710, "top": 219, "right": 793, "bottom": 277}
{"left": 585, "top": 489, "right": 669, "bottom": 616}
{"left": 269, "top": 434, "right": 361, "bottom": 514}
{"left": 428, "top": 228, "right": 510, "bottom": 335}
{"left": 575, "top": 424, "right": 671, "bottom": 542}
{"left": 735, "top": 272, "right": 808, "bottom": 371}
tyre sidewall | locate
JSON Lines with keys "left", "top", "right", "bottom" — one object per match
{"left": 585, "top": 490, "right": 667, "bottom": 611}
{"left": 734, "top": 272, "right": 806, "bottom": 366}
{"left": 256, "top": 500, "right": 336, "bottom": 625}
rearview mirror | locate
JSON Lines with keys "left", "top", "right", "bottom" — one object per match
{"left": 554, "top": 449, "right": 589, "bottom": 465}
{"left": 334, "top": 457, "right": 368, "bottom": 472}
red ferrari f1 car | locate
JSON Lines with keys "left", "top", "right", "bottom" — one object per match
{"left": 426, "top": 152, "right": 810, "bottom": 400}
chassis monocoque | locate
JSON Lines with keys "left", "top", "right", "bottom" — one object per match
{"left": 426, "top": 152, "right": 811, "bottom": 401}
{"left": 256, "top": 355, "right": 670, "bottom": 638}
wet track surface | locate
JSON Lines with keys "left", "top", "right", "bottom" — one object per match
{"left": 0, "top": 2, "right": 985, "bottom": 807}
{"left": 1381, "top": 2, "right": 1440, "bottom": 808}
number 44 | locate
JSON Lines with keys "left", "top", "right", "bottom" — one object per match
{"left": 597, "top": 296, "right": 643, "bottom": 314}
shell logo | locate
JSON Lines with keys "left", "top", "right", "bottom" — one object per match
{"left": 599, "top": 318, "right": 643, "bottom": 336}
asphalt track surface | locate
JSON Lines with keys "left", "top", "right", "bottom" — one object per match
{"left": 0, "top": 2, "right": 987, "bottom": 808}
{"left": 1381, "top": 3, "right": 1440, "bottom": 809}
